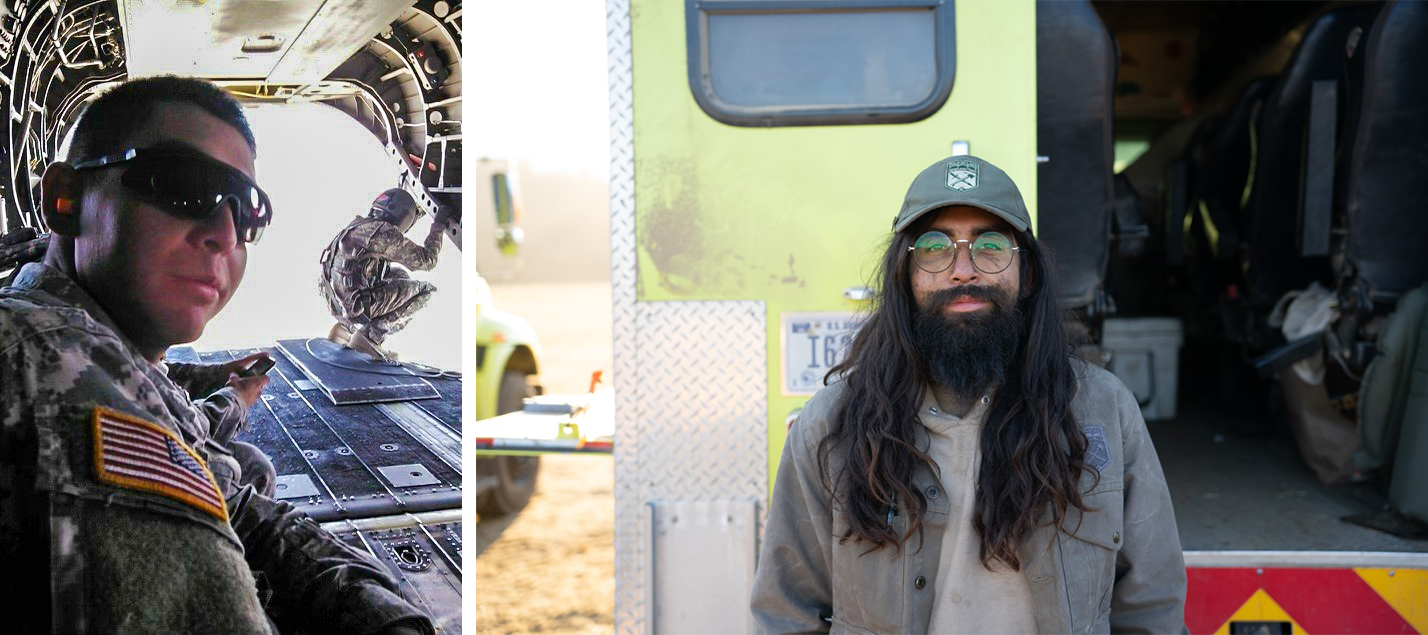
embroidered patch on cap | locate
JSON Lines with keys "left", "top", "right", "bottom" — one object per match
{"left": 1084, "top": 425, "right": 1111, "bottom": 473}
{"left": 945, "top": 160, "right": 979, "bottom": 192}
{"left": 91, "top": 406, "right": 229, "bottom": 522}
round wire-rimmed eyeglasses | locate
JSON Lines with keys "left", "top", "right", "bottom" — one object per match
{"left": 908, "top": 230, "right": 1020, "bottom": 274}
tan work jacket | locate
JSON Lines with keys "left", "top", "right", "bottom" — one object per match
{"left": 751, "top": 360, "right": 1188, "bottom": 634}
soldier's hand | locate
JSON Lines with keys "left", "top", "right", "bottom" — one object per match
{"left": 226, "top": 371, "right": 270, "bottom": 411}
{"left": 218, "top": 352, "right": 272, "bottom": 378}
{"left": 428, "top": 214, "right": 450, "bottom": 235}
{"left": 433, "top": 204, "right": 453, "bottom": 227}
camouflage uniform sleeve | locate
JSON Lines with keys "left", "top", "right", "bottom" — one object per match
{"left": 167, "top": 363, "right": 248, "bottom": 443}
{"left": 167, "top": 361, "right": 233, "bottom": 398}
{"left": 369, "top": 222, "right": 443, "bottom": 272}
{"left": 227, "top": 485, "right": 434, "bottom": 635}
{"left": 0, "top": 338, "right": 51, "bottom": 631}
{"left": 196, "top": 388, "right": 247, "bottom": 446}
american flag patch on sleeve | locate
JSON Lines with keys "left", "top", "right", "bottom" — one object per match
{"left": 91, "top": 406, "right": 229, "bottom": 522}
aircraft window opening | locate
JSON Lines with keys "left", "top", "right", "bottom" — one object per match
{"left": 685, "top": 0, "right": 957, "bottom": 127}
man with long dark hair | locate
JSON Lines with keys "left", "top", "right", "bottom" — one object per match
{"left": 752, "top": 156, "right": 1185, "bottom": 633}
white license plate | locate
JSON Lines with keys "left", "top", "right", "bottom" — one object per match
{"left": 781, "top": 312, "right": 864, "bottom": 396}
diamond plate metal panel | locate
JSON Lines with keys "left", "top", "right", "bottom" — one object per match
{"left": 607, "top": 0, "right": 644, "bottom": 631}
{"left": 629, "top": 301, "right": 768, "bottom": 633}
{"left": 633, "top": 302, "right": 768, "bottom": 501}
{"left": 608, "top": 2, "right": 770, "bottom": 631}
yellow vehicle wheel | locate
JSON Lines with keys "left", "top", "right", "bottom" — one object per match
{"left": 476, "top": 370, "right": 540, "bottom": 517}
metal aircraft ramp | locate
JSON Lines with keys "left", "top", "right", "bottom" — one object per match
{"left": 168, "top": 344, "right": 464, "bottom": 633}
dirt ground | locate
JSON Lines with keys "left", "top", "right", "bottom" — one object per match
{"left": 477, "top": 281, "right": 616, "bottom": 634}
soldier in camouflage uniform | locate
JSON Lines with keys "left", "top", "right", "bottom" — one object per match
{"left": 0, "top": 76, "right": 431, "bottom": 633}
{"left": 320, "top": 188, "right": 447, "bottom": 362}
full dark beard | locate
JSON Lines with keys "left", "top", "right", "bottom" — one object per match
{"left": 912, "top": 286, "right": 1025, "bottom": 400}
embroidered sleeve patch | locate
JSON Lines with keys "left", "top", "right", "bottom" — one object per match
{"left": 1084, "top": 425, "right": 1112, "bottom": 473}
{"left": 91, "top": 406, "right": 229, "bottom": 522}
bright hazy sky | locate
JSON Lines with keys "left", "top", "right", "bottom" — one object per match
{"left": 468, "top": 0, "right": 609, "bottom": 178}
{"left": 189, "top": 102, "right": 463, "bottom": 371}
{"left": 193, "top": 1, "right": 610, "bottom": 367}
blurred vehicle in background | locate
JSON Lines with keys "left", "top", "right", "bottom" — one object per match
{"left": 475, "top": 158, "right": 526, "bottom": 281}
{"left": 475, "top": 159, "right": 544, "bottom": 518}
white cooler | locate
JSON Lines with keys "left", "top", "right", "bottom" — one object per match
{"left": 1102, "top": 317, "right": 1184, "bottom": 421}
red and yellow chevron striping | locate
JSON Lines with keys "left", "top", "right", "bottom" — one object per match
{"left": 1187, "top": 566, "right": 1426, "bottom": 634}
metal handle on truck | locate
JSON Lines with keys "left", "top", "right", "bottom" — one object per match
{"left": 843, "top": 286, "right": 876, "bottom": 302}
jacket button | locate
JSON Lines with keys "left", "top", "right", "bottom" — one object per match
{"left": 914, "top": 576, "right": 926, "bottom": 590}
{"left": 1113, "top": 532, "right": 1121, "bottom": 544}
{"left": 926, "top": 486, "right": 940, "bottom": 500}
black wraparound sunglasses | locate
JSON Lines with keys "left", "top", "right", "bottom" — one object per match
{"left": 72, "top": 147, "right": 274, "bottom": 244}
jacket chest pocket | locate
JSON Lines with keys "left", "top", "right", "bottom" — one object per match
{"left": 1058, "top": 488, "right": 1124, "bottom": 632}
{"left": 829, "top": 502, "right": 916, "bottom": 634}
{"left": 826, "top": 476, "right": 948, "bottom": 634}
{"left": 829, "top": 614, "right": 880, "bottom": 635}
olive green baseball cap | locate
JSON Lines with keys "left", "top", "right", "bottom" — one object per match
{"left": 892, "top": 155, "right": 1031, "bottom": 233}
